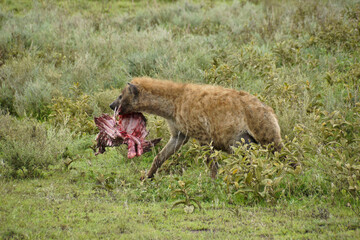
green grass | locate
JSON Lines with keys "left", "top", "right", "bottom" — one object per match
{"left": 1, "top": 155, "right": 359, "bottom": 239}
{"left": 0, "top": 0, "right": 151, "bottom": 15}
{"left": 1, "top": 0, "right": 360, "bottom": 238}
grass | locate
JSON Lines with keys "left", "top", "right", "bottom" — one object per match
{"left": 1, "top": 0, "right": 360, "bottom": 238}
{"left": 1, "top": 154, "right": 359, "bottom": 239}
{"left": 2, "top": 194, "right": 358, "bottom": 239}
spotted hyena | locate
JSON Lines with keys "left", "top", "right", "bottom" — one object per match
{"left": 110, "top": 77, "right": 282, "bottom": 179}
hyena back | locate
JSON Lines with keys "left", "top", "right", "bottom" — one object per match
{"left": 110, "top": 77, "right": 282, "bottom": 179}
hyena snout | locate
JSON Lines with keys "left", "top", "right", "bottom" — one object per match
{"left": 109, "top": 100, "right": 120, "bottom": 111}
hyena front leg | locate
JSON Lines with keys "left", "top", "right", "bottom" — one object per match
{"left": 146, "top": 132, "right": 189, "bottom": 179}
{"left": 206, "top": 154, "right": 219, "bottom": 179}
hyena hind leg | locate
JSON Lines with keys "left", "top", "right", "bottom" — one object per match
{"left": 234, "top": 131, "right": 258, "bottom": 150}
{"left": 237, "top": 131, "right": 258, "bottom": 144}
{"left": 206, "top": 132, "right": 258, "bottom": 179}
{"left": 206, "top": 154, "right": 219, "bottom": 179}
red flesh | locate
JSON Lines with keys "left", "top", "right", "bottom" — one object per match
{"left": 94, "top": 113, "right": 161, "bottom": 158}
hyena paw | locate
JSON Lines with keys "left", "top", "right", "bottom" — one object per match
{"left": 140, "top": 171, "right": 154, "bottom": 181}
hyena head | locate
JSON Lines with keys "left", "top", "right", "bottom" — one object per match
{"left": 110, "top": 83, "right": 140, "bottom": 115}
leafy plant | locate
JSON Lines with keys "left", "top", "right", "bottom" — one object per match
{"left": 219, "top": 144, "right": 292, "bottom": 204}
{"left": 94, "top": 173, "right": 116, "bottom": 192}
{"left": 171, "top": 180, "right": 202, "bottom": 213}
{"left": 273, "top": 40, "right": 302, "bottom": 66}
{"left": 316, "top": 110, "right": 360, "bottom": 198}
{"left": 204, "top": 62, "right": 238, "bottom": 87}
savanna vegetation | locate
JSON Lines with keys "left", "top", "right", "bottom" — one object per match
{"left": 0, "top": 0, "right": 359, "bottom": 239}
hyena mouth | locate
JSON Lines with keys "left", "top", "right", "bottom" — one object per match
{"left": 114, "top": 106, "right": 122, "bottom": 116}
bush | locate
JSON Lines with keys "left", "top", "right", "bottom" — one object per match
{"left": 13, "top": 78, "right": 53, "bottom": 119}
{"left": 0, "top": 56, "right": 38, "bottom": 115}
{"left": 0, "top": 114, "right": 72, "bottom": 178}
{"left": 48, "top": 83, "right": 97, "bottom": 135}
{"left": 183, "top": 142, "right": 295, "bottom": 205}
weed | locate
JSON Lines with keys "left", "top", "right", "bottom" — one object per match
{"left": 347, "top": 201, "right": 360, "bottom": 218}
{"left": 94, "top": 173, "right": 116, "bottom": 192}
{"left": 312, "top": 207, "right": 330, "bottom": 220}
{"left": 171, "top": 180, "right": 202, "bottom": 213}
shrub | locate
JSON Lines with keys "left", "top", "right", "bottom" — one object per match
{"left": 0, "top": 114, "right": 72, "bottom": 178}
{"left": 0, "top": 56, "right": 38, "bottom": 115}
{"left": 315, "top": 109, "right": 360, "bottom": 198}
{"left": 48, "top": 82, "right": 97, "bottom": 135}
{"left": 212, "top": 143, "right": 292, "bottom": 204}
{"left": 204, "top": 63, "right": 238, "bottom": 87}
{"left": 280, "top": 107, "right": 360, "bottom": 201}
{"left": 13, "top": 78, "right": 53, "bottom": 119}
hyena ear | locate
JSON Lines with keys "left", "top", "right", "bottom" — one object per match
{"left": 127, "top": 83, "right": 139, "bottom": 97}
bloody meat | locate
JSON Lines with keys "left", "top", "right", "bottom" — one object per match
{"left": 94, "top": 113, "right": 161, "bottom": 158}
